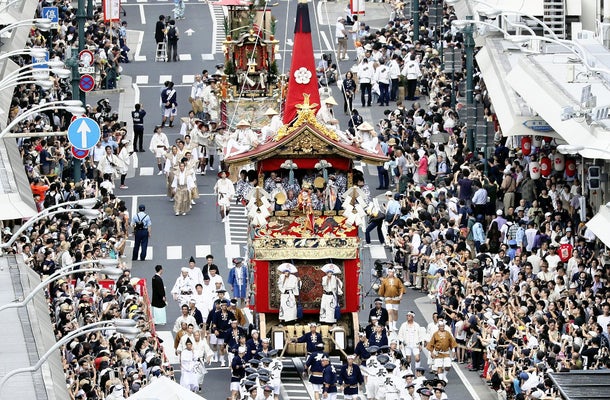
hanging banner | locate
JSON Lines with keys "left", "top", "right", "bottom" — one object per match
{"left": 103, "top": 0, "right": 121, "bottom": 22}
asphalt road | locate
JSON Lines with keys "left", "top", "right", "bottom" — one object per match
{"left": 115, "top": 0, "right": 494, "bottom": 398}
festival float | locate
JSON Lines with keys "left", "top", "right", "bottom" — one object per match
{"left": 217, "top": 0, "right": 284, "bottom": 130}
{"left": 223, "top": 0, "right": 389, "bottom": 355}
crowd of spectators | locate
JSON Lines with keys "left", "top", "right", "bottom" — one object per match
{"left": 2, "top": 190, "right": 175, "bottom": 400}
{"left": 0, "top": 3, "right": 173, "bottom": 400}
{"left": 3, "top": 0, "right": 610, "bottom": 398}
{"left": 337, "top": 1, "right": 610, "bottom": 399}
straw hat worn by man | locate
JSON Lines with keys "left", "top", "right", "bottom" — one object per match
{"left": 260, "top": 108, "right": 283, "bottom": 143}
{"left": 355, "top": 121, "right": 379, "bottom": 153}
{"left": 316, "top": 97, "right": 340, "bottom": 132}
{"left": 224, "top": 119, "right": 259, "bottom": 157}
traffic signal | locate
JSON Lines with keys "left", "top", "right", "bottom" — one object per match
{"left": 588, "top": 166, "right": 601, "bottom": 190}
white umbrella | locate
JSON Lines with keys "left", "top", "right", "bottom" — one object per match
{"left": 321, "top": 263, "right": 341, "bottom": 274}
{"left": 277, "top": 262, "right": 297, "bottom": 274}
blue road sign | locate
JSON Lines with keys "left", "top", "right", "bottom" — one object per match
{"left": 67, "top": 117, "right": 101, "bottom": 150}
{"left": 42, "top": 7, "right": 59, "bottom": 28}
{"left": 32, "top": 50, "right": 49, "bottom": 70}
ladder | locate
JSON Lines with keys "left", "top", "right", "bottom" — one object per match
{"left": 155, "top": 41, "right": 167, "bottom": 62}
{"left": 543, "top": 0, "right": 566, "bottom": 39}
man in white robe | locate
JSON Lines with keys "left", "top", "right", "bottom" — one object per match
{"left": 260, "top": 108, "right": 283, "bottom": 143}
{"left": 214, "top": 170, "right": 236, "bottom": 222}
{"left": 224, "top": 120, "right": 259, "bottom": 157}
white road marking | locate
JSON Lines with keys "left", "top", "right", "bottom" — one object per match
{"left": 133, "top": 30, "right": 147, "bottom": 62}
{"left": 166, "top": 245, "right": 182, "bottom": 259}
{"left": 224, "top": 243, "right": 241, "bottom": 267}
{"left": 131, "top": 195, "right": 138, "bottom": 222}
{"left": 201, "top": 54, "right": 214, "bottom": 60}
{"left": 369, "top": 244, "right": 386, "bottom": 259}
{"left": 156, "top": 330, "right": 179, "bottom": 363}
{"left": 139, "top": 167, "right": 154, "bottom": 175}
{"left": 182, "top": 74, "right": 195, "bottom": 84}
{"left": 209, "top": 2, "right": 218, "bottom": 54}
{"left": 195, "top": 244, "right": 211, "bottom": 258}
{"left": 178, "top": 53, "right": 192, "bottom": 61}
{"left": 159, "top": 74, "right": 172, "bottom": 84}
{"left": 145, "top": 247, "right": 154, "bottom": 260}
{"left": 136, "top": 75, "right": 149, "bottom": 84}
{"left": 133, "top": 82, "right": 141, "bottom": 104}
{"left": 320, "top": 31, "right": 332, "bottom": 51}
{"left": 139, "top": 4, "right": 146, "bottom": 24}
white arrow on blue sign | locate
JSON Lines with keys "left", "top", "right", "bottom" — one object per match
{"left": 67, "top": 117, "right": 101, "bottom": 150}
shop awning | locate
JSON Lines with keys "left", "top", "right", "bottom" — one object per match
{"left": 506, "top": 54, "right": 610, "bottom": 159}
{"left": 0, "top": 137, "right": 37, "bottom": 220}
{"left": 476, "top": 38, "right": 537, "bottom": 137}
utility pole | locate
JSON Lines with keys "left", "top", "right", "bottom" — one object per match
{"left": 464, "top": 15, "right": 475, "bottom": 153}
{"left": 412, "top": 0, "right": 419, "bottom": 43}
{"left": 436, "top": 0, "right": 444, "bottom": 70}
{"left": 66, "top": 0, "right": 88, "bottom": 183}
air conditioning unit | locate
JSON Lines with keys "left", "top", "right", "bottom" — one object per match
{"left": 577, "top": 30, "right": 593, "bottom": 40}
{"left": 600, "top": 23, "right": 610, "bottom": 49}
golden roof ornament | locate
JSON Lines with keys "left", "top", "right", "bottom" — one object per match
{"left": 295, "top": 93, "right": 318, "bottom": 113}
{"left": 274, "top": 93, "right": 339, "bottom": 141}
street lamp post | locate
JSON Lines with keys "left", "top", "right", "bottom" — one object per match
{"left": 0, "top": 320, "right": 140, "bottom": 396}
{"left": 0, "top": 19, "right": 51, "bottom": 38}
{"left": 0, "top": 259, "right": 121, "bottom": 313}
{"left": 0, "top": 100, "right": 85, "bottom": 136}
{"left": 412, "top": 0, "right": 420, "bottom": 43}
{"left": 0, "top": 198, "right": 98, "bottom": 251}
{"left": 464, "top": 15, "right": 475, "bottom": 152}
{"left": 0, "top": 68, "right": 71, "bottom": 94}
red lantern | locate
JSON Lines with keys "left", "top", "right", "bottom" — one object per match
{"left": 540, "top": 156, "right": 551, "bottom": 177}
{"left": 565, "top": 158, "right": 576, "bottom": 177}
{"left": 521, "top": 136, "right": 532, "bottom": 156}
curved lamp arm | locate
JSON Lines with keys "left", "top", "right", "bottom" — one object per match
{"left": 0, "top": 100, "right": 84, "bottom": 137}
{"left": 0, "top": 321, "right": 139, "bottom": 395}
{"left": 1, "top": 200, "right": 98, "bottom": 249}
{"left": 0, "top": 260, "right": 121, "bottom": 313}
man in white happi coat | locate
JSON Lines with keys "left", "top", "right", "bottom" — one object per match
{"left": 186, "top": 256, "right": 204, "bottom": 286}
{"left": 202, "top": 79, "right": 219, "bottom": 121}
{"left": 398, "top": 310, "right": 424, "bottom": 370}
{"left": 260, "top": 108, "right": 283, "bottom": 143}
{"left": 180, "top": 110, "right": 198, "bottom": 137}
{"left": 224, "top": 120, "right": 259, "bottom": 157}
{"left": 171, "top": 267, "right": 196, "bottom": 308}
{"left": 214, "top": 170, "right": 236, "bottom": 222}
{"left": 149, "top": 125, "right": 170, "bottom": 175}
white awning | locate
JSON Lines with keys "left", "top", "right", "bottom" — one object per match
{"left": 0, "top": 137, "right": 37, "bottom": 220}
{"left": 506, "top": 54, "right": 610, "bottom": 159}
{"left": 476, "top": 38, "right": 532, "bottom": 137}
{"left": 586, "top": 205, "right": 610, "bottom": 248}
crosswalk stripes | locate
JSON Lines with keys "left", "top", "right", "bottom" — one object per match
{"left": 126, "top": 242, "right": 230, "bottom": 262}
{"left": 227, "top": 204, "right": 248, "bottom": 245}
{"left": 209, "top": 2, "right": 226, "bottom": 54}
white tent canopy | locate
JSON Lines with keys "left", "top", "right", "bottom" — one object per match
{"left": 586, "top": 204, "right": 610, "bottom": 248}
{"left": 127, "top": 377, "right": 206, "bottom": 400}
